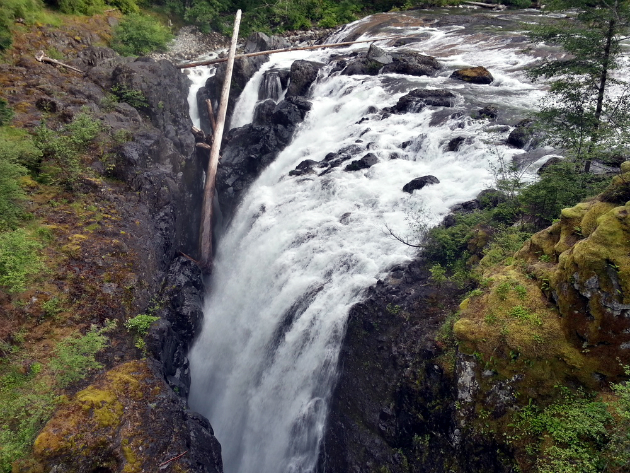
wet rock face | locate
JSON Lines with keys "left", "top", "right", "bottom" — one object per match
{"left": 385, "top": 88, "right": 455, "bottom": 114}
{"left": 344, "top": 152, "right": 378, "bottom": 171}
{"left": 286, "top": 60, "right": 324, "bottom": 97}
{"left": 216, "top": 96, "right": 312, "bottom": 219}
{"left": 507, "top": 119, "right": 536, "bottom": 149}
{"left": 403, "top": 175, "right": 440, "bottom": 193}
{"left": 341, "top": 49, "right": 441, "bottom": 77}
{"left": 32, "top": 360, "right": 223, "bottom": 473}
{"left": 450, "top": 66, "right": 494, "bottom": 84}
{"left": 197, "top": 32, "right": 291, "bottom": 133}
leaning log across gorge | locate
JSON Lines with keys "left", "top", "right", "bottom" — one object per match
{"left": 176, "top": 36, "right": 404, "bottom": 69}
{"left": 198, "top": 9, "right": 242, "bottom": 274}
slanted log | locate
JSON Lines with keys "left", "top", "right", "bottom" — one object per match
{"left": 198, "top": 10, "right": 242, "bottom": 274}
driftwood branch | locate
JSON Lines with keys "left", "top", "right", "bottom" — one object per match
{"left": 198, "top": 10, "right": 242, "bottom": 274}
{"left": 35, "top": 51, "right": 83, "bottom": 73}
{"left": 159, "top": 451, "right": 188, "bottom": 468}
{"left": 463, "top": 1, "right": 507, "bottom": 10}
{"left": 206, "top": 99, "right": 217, "bottom": 132}
{"left": 177, "top": 36, "right": 404, "bottom": 69}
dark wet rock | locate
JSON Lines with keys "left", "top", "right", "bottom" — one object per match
{"left": 507, "top": 119, "right": 536, "bottom": 149}
{"left": 289, "top": 159, "right": 319, "bottom": 176}
{"left": 217, "top": 97, "right": 312, "bottom": 219}
{"left": 477, "top": 105, "right": 498, "bottom": 120}
{"left": 36, "top": 96, "right": 64, "bottom": 112}
{"left": 393, "top": 34, "right": 430, "bottom": 47}
{"left": 381, "top": 50, "right": 441, "bottom": 76}
{"left": 451, "top": 199, "right": 480, "bottom": 213}
{"left": 253, "top": 98, "right": 277, "bottom": 125}
{"left": 447, "top": 136, "right": 466, "bottom": 152}
{"left": 345, "top": 153, "right": 378, "bottom": 171}
{"left": 245, "top": 31, "right": 290, "bottom": 53}
{"left": 537, "top": 156, "right": 563, "bottom": 175}
{"left": 286, "top": 60, "right": 324, "bottom": 97}
{"left": 367, "top": 43, "right": 393, "bottom": 64}
{"left": 403, "top": 175, "right": 440, "bottom": 193}
{"left": 451, "top": 66, "right": 494, "bottom": 84}
{"left": 341, "top": 56, "right": 383, "bottom": 76}
{"left": 386, "top": 88, "right": 455, "bottom": 114}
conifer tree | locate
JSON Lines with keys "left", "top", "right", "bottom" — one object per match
{"left": 528, "top": 0, "right": 630, "bottom": 171}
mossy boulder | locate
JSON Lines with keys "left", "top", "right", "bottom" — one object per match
{"left": 26, "top": 360, "right": 222, "bottom": 473}
{"left": 450, "top": 66, "right": 494, "bottom": 84}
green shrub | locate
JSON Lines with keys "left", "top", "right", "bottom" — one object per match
{"left": 111, "top": 13, "right": 173, "bottom": 56}
{"left": 0, "top": 99, "right": 13, "bottom": 126}
{"left": 105, "top": 0, "right": 138, "bottom": 13}
{"left": 125, "top": 313, "right": 159, "bottom": 336}
{"left": 0, "top": 229, "right": 43, "bottom": 293}
{"left": 0, "top": 141, "right": 28, "bottom": 231}
{"left": 50, "top": 321, "right": 114, "bottom": 387}
{"left": 57, "top": 0, "right": 105, "bottom": 15}
{"left": 34, "top": 111, "right": 101, "bottom": 189}
{"left": 111, "top": 84, "right": 148, "bottom": 109}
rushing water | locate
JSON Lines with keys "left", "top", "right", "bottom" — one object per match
{"left": 188, "top": 10, "right": 551, "bottom": 473}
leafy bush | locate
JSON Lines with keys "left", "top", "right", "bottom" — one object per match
{"left": 0, "top": 229, "right": 43, "bottom": 293}
{"left": 34, "top": 111, "right": 101, "bottom": 189}
{"left": 125, "top": 313, "right": 159, "bottom": 336}
{"left": 105, "top": 0, "right": 138, "bottom": 13}
{"left": 50, "top": 321, "right": 114, "bottom": 387}
{"left": 111, "top": 84, "right": 148, "bottom": 109}
{"left": 0, "top": 143, "right": 28, "bottom": 231}
{"left": 111, "top": 13, "right": 173, "bottom": 56}
{"left": 57, "top": 0, "right": 105, "bottom": 14}
{"left": 0, "top": 99, "right": 13, "bottom": 126}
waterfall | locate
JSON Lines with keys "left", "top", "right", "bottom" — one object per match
{"left": 189, "top": 11, "right": 549, "bottom": 473}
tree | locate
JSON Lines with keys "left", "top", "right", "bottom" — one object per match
{"left": 528, "top": 0, "right": 630, "bottom": 171}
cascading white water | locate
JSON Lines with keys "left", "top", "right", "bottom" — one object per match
{"left": 189, "top": 11, "right": 550, "bottom": 473}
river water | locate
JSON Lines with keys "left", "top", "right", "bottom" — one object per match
{"left": 187, "top": 8, "right": 551, "bottom": 473}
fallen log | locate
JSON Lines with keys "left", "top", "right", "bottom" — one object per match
{"left": 198, "top": 10, "right": 242, "bottom": 274}
{"left": 463, "top": 1, "right": 507, "bottom": 9}
{"left": 35, "top": 51, "right": 83, "bottom": 73}
{"left": 206, "top": 99, "right": 217, "bottom": 132}
{"left": 176, "top": 36, "right": 404, "bottom": 69}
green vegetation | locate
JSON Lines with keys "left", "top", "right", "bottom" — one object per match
{"left": 0, "top": 230, "right": 44, "bottom": 293}
{"left": 34, "top": 111, "right": 102, "bottom": 189}
{"left": 50, "top": 321, "right": 115, "bottom": 387}
{"left": 110, "top": 12, "right": 173, "bottom": 55}
{"left": 111, "top": 84, "right": 149, "bottom": 109}
{"left": 0, "top": 323, "right": 115, "bottom": 472}
{"left": 528, "top": 0, "right": 630, "bottom": 172}
{"left": 125, "top": 313, "right": 159, "bottom": 350}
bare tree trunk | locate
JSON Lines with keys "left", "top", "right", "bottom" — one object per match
{"left": 585, "top": 17, "right": 615, "bottom": 173}
{"left": 198, "top": 10, "right": 241, "bottom": 274}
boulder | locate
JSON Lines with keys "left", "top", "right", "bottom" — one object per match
{"left": 289, "top": 159, "right": 319, "bottom": 176}
{"left": 253, "top": 98, "right": 277, "bottom": 125}
{"left": 366, "top": 44, "right": 393, "bottom": 65}
{"left": 507, "top": 119, "right": 536, "bottom": 149}
{"left": 537, "top": 156, "right": 563, "bottom": 175}
{"left": 477, "top": 105, "right": 498, "bottom": 120}
{"left": 286, "top": 60, "right": 324, "bottom": 98}
{"left": 381, "top": 51, "right": 441, "bottom": 76}
{"left": 403, "top": 175, "right": 440, "bottom": 193}
{"left": 387, "top": 88, "right": 455, "bottom": 114}
{"left": 450, "top": 66, "right": 494, "bottom": 84}
{"left": 447, "top": 136, "right": 466, "bottom": 152}
{"left": 345, "top": 153, "right": 379, "bottom": 171}
{"left": 245, "top": 31, "right": 290, "bottom": 53}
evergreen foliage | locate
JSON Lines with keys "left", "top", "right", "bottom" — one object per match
{"left": 528, "top": 0, "right": 630, "bottom": 171}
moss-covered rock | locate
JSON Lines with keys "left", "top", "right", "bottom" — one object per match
{"left": 26, "top": 360, "right": 222, "bottom": 473}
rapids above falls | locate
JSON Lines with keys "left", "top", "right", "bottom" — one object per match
{"left": 187, "top": 8, "right": 554, "bottom": 473}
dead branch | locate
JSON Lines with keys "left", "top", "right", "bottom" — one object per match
{"left": 176, "top": 36, "right": 404, "bottom": 69}
{"left": 463, "top": 1, "right": 507, "bottom": 10}
{"left": 35, "top": 51, "right": 83, "bottom": 73}
{"left": 384, "top": 223, "right": 425, "bottom": 249}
